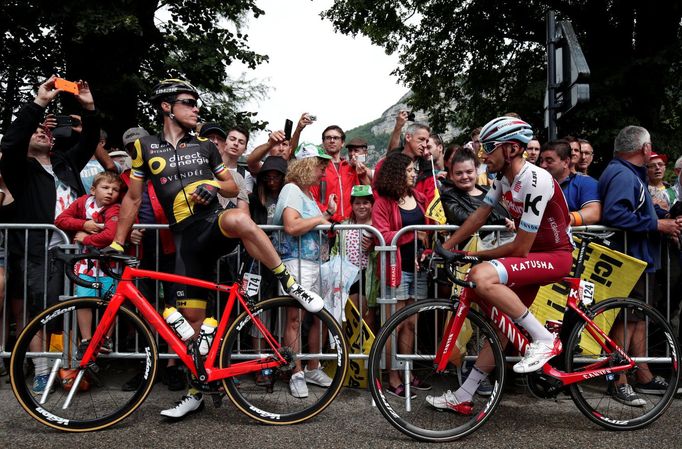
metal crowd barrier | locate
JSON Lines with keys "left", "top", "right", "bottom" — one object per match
{"left": 1, "top": 223, "right": 679, "bottom": 369}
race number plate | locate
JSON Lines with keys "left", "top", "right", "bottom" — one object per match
{"left": 241, "top": 273, "right": 262, "bottom": 297}
{"left": 579, "top": 280, "right": 595, "bottom": 306}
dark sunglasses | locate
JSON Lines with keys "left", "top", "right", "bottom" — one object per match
{"left": 482, "top": 141, "right": 505, "bottom": 154}
{"left": 172, "top": 98, "right": 201, "bottom": 108}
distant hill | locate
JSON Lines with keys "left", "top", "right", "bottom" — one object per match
{"left": 345, "top": 91, "right": 463, "bottom": 165}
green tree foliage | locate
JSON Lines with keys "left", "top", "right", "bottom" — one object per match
{"left": 322, "top": 1, "right": 682, "bottom": 168}
{"left": 0, "top": 0, "right": 269, "bottom": 146}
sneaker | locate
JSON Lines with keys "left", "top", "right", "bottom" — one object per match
{"left": 290, "top": 371, "right": 308, "bottom": 398}
{"left": 476, "top": 377, "right": 493, "bottom": 397}
{"left": 304, "top": 366, "right": 332, "bottom": 387}
{"left": 32, "top": 374, "right": 56, "bottom": 395}
{"left": 286, "top": 283, "right": 324, "bottom": 313}
{"left": 76, "top": 339, "right": 91, "bottom": 360}
{"left": 410, "top": 376, "right": 432, "bottom": 391}
{"left": 100, "top": 336, "right": 114, "bottom": 354}
{"left": 160, "top": 393, "right": 204, "bottom": 418}
{"left": 513, "top": 337, "right": 562, "bottom": 374}
{"left": 425, "top": 391, "right": 474, "bottom": 415}
{"left": 634, "top": 376, "right": 669, "bottom": 396}
{"left": 386, "top": 384, "right": 417, "bottom": 399}
{"left": 610, "top": 383, "right": 646, "bottom": 407}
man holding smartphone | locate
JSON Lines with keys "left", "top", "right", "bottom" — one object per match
{"left": 347, "top": 137, "right": 373, "bottom": 180}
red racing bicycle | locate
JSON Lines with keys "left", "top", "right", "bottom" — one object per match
{"left": 10, "top": 249, "right": 349, "bottom": 432}
{"left": 368, "top": 233, "right": 680, "bottom": 442}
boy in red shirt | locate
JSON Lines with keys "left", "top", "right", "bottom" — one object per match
{"left": 55, "top": 171, "right": 122, "bottom": 354}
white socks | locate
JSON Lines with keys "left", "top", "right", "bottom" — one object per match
{"left": 514, "top": 309, "right": 554, "bottom": 343}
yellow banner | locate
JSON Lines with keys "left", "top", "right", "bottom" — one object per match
{"left": 530, "top": 238, "right": 647, "bottom": 353}
{"left": 324, "top": 299, "right": 375, "bottom": 388}
{"left": 425, "top": 188, "right": 447, "bottom": 224}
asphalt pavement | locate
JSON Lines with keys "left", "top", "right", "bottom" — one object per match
{"left": 1, "top": 374, "right": 680, "bottom": 449}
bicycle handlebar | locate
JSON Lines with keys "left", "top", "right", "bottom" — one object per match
{"left": 54, "top": 247, "right": 139, "bottom": 290}
{"left": 434, "top": 242, "right": 478, "bottom": 289}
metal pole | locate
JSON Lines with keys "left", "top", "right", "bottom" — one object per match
{"left": 546, "top": 10, "right": 558, "bottom": 141}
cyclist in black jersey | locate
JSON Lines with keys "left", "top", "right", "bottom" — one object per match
{"left": 109, "top": 79, "right": 324, "bottom": 419}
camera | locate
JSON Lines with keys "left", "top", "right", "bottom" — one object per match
{"left": 307, "top": 114, "right": 317, "bottom": 122}
{"left": 407, "top": 111, "right": 416, "bottom": 121}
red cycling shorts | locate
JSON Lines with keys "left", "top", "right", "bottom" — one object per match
{"left": 485, "top": 250, "right": 573, "bottom": 307}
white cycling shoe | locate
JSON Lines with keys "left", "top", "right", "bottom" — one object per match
{"left": 286, "top": 283, "right": 324, "bottom": 313}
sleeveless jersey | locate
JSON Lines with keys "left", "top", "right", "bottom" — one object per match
{"left": 483, "top": 161, "right": 572, "bottom": 253}
{"left": 130, "top": 134, "right": 227, "bottom": 229}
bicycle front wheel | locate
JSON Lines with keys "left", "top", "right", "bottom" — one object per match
{"left": 10, "top": 298, "right": 158, "bottom": 432}
{"left": 368, "top": 299, "right": 505, "bottom": 442}
{"left": 565, "top": 297, "right": 681, "bottom": 430}
{"left": 220, "top": 296, "right": 349, "bottom": 424}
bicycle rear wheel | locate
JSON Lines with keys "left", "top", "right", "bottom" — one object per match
{"left": 565, "top": 297, "right": 680, "bottom": 430}
{"left": 10, "top": 298, "right": 158, "bottom": 432}
{"left": 368, "top": 299, "right": 505, "bottom": 442}
{"left": 220, "top": 296, "right": 349, "bottom": 424}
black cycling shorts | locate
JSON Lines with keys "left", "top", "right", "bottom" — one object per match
{"left": 172, "top": 211, "right": 239, "bottom": 308}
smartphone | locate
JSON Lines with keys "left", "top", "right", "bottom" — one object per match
{"left": 55, "top": 77, "right": 79, "bottom": 95}
{"left": 54, "top": 115, "right": 80, "bottom": 127}
{"left": 284, "top": 119, "right": 293, "bottom": 141}
{"left": 355, "top": 154, "right": 366, "bottom": 163}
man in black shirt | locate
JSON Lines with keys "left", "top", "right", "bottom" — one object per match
{"left": 111, "top": 79, "right": 324, "bottom": 419}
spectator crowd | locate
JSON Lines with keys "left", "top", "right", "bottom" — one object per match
{"left": 1, "top": 76, "right": 682, "bottom": 415}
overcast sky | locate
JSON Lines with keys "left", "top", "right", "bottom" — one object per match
{"left": 228, "top": 0, "right": 407, "bottom": 148}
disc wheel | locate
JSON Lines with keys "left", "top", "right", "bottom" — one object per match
{"left": 220, "top": 296, "right": 349, "bottom": 424}
{"left": 368, "top": 299, "right": 506, "bottom": 442}
{"left": 565, "top": 297, "right": 680, "bottom": 430}
{"left": 10, "top": 298, "right": 158, "bottom": 432}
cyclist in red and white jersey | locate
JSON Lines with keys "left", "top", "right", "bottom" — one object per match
{"left": 427, "top": 116, "right": 573, "bottom": 414}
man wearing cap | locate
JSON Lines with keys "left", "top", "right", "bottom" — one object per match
{"left": 347, "top": 137, "right": 374, "bottom": 180}
{"left": 109, "top": 79, "right": 325, "bottom": 419}
{"left": 539, "top": 139, "right": 601, "bottom": 226}
{"left": 309, "top": 125, "right": 370, "bottom": 223}
{"left": 646, "top": 151, "right": 675, "bottom": 212}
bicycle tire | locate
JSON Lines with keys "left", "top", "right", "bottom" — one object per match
{"left": 10, "top": 297, "right": 158, "bottom": 432}
{"left": 220, "top": 296, "right": 349, "bottom": 424}
{"left": 368, "top": 299, "right": 506, "bottom": 442}
{"left": 565, "top": 297, "right": 681, "bottom": 430}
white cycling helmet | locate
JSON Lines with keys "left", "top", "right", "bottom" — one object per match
{"left": 479, "top": 116, "right": 534, "bottom": 154}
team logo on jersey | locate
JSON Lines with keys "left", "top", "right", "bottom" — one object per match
{"left": 160, "top": 177, "right": 168, "bottom": 184}
{"left": 150, "top": 143, "right": 160, "bottom": 149}
{"left": 513, "top": 181, "right": 522, "bottom": 192}
{"left": 179, "top": 142, "right": 186, "bottom": 149}
{"left": 524, "top": 194, "right": 542, "bottom": 216}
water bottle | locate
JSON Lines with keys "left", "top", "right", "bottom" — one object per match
{"left": 163, "top": 307, "right": 194, "bottom": 341}
{"left": 199, "top": 317, "right": 218, "bottom": 355}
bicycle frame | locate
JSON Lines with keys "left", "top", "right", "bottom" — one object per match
{"left": 78, "top": 265, "right": 287, "bottom": 382}
{"left": 433, "top": 276, "right": 635, "bottom": 386}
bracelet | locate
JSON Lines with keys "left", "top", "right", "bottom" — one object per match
{"left": 571, "top": 211, "right": 584, "bottom": 226}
